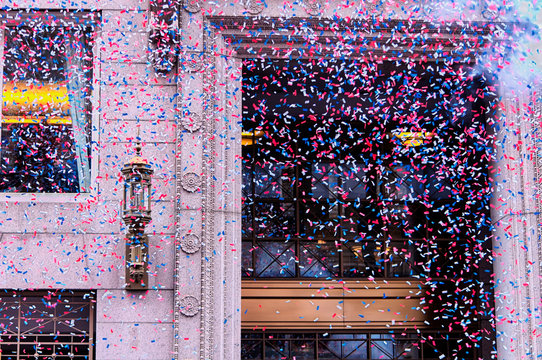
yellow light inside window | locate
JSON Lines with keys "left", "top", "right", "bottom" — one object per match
{"left": 2, "top": 81, "right": 71, "bottom": 124}
{"left": 392, "top": 131, "right": 435, "bottom": 147}
{"left": 242, "top": 131, "right": 264, "bottom": 146}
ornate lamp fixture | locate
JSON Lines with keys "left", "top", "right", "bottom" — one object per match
{"left": 122, "top": 143, "right": 154, "bottom": 290}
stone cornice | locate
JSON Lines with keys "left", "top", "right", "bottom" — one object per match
{"left": 206, "top": 16, "right": 518, "bottom": 61}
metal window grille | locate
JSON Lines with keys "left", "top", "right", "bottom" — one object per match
{"left": 241, "top": 331, "right": 474, "bottom": 360}
{"left": 0, "top": 290, "right": 95, "bottom": 360}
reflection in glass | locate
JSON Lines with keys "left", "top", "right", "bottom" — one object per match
{"left": 254, "top": 241, "right": 295, "bottom": 277}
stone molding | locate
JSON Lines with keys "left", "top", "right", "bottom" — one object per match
{"left": 172, "top": 12, "right": 519, "bottom": 360}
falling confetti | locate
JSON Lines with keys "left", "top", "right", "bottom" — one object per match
{"left": 0, "top": 1, "right": 540, "bottom": 360}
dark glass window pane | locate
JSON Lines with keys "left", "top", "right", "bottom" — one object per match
{"left": 291, "top": 340, "right": 315, "bottom": 360}
{"left": 343, "top": 241, "right": 382, "bottom": 277}
{"left": 254, "top": 202, "right": 296, "bottom": 238}
{"left": 264, "top": 340, "right": 288, "bottom": 359}
{"left": 299, "top": 241, "right": 339, "bottom": 278}
{"left": 241, "top": 58, "right": 492, "bottom": 284}
{"left": 254, "top": 162, "right": 294, "bottom": 199}
{"left": 0, "top": 291, "right": 94, "bottom": 359}
{"left": 318, "top": 341, "right": 342, "bottom": 360}
{"left": 242, "top": 241, "right": 254, "bottom": 277}
{"left": 342, "top": 340, "right": 368, "bottom": 359}
{"left": 241, "top": 340, "right": 262, "bottom": 360}
{"left": 0, "top": 124, "right": 79, "bottom": 192}
{"left": 254, "top": 241, "right": 295, "bottom": 277}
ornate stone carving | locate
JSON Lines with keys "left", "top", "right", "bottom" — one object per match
{"left": 183, "top": 0, "right": 201, "bottom": 13}
{"left": 179, "top": 295, "right": 200, "bottom": 317}
{"left": 181, "top": 233, "right": 201, "bottom": 254}
{"left": 362, "top": 1, "right": 378, "bottom": 14}
{"left": 244, "top": 0, "right": 265, "bottom": 15}
{"left": 173, "top": 52, "right": 184, "bottom": 360}
{"left": 200, "top": 22, "right": 217, "bottom": 360}
{"left": 181, "top": 52, "right": 203, "bottom": 73}
{"left": 181, "top": 113, "right": 202, "bottom": 132}
{"left": 181, "top": 172, "right": 201, "bottom": 193}
{"left": 303, "top": 0, "right": 323, "bottom": 16}
{"left": 481, "top": 0, "right": 500, "bottom": 20}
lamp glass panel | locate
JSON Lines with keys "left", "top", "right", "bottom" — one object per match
{"left": 132, "top": 180, "right": 143, "bottom": 211}
{"left": 146, "top": 182, "right": 152, "bottom": 212}
{"left": 123, "top": 181, "right": 129, "bottom": 212}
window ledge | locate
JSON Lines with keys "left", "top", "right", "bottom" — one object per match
{"left": 0, "top": 192, "right": 97, "bottom": 203}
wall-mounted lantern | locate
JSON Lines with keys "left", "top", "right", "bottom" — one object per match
{"left": 122, "top": 143, "right": 154, "bottom": 290}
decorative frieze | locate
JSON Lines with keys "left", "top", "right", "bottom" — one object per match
{"left": 200, "top": 21, "right": 217, "bottom": 360}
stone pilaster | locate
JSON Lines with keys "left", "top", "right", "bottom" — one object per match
{"left": 492, "top": 91, "right": 542, "bottom": 359}
{"left": 174, "top": 5, "right": 242, "bottom": 359}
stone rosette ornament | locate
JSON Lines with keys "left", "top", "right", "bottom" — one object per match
{"left": 179, "top": 295, "right": 200, "bottom": 317}
{"left": 181, "top": 172, "right": 201, "bottom": 192}
{"left": 181, "top": 233, "right": 201, "bottom": 254}
{"left": 181, "top": 113, "right": 202, "bottom": 132}
{"left": 303, "top": 0, "right": 323, "bottom": 16}
{"left": 181, "top": 52, "right": 203, "bottom": 73}
{"left": 482, "top": 0, "right": 500, "bottom": 20}
{"left": 244, "top": 0, "right": 265, "bottom": 15}
{"left": 183, "top": 0, "right": 201, "bottom": 13}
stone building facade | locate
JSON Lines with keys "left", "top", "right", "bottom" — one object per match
{"left": 0, "top": 0, "right": 540, "bottom": 359}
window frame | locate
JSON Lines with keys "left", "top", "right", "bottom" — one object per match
{"left": 0, "top": 10, "right": 100, "bottom": 200}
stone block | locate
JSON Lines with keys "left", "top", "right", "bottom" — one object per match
{"left": 97, "top": 141, "right": 177, "bottom": 180}
{"left": 97, "top": 289, "right": 174, "bottom": 323}
{"left": 95, "top": 322, "right": 175, "bottom": 360}
{"left": 101, "top": 85, "right": 177, "bottom": 120}
{"left": 99, "top": 31, "right": 148, "bottom": 64}
{"left": 101, "top": 63, "right": 177, "bottom": 86}
{"left": 102, "top": 10, "right": 148, "bottom": 32}
{"left": 100, "top": 119, "right": 177, "bottom": 143}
